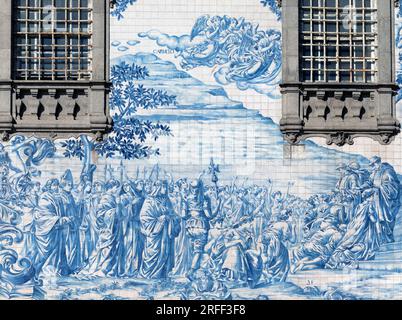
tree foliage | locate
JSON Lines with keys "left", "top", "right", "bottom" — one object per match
{"left": 110, "top": 0, "right": 138, "bottom": 20}
{"left": 260, "top": 0, "right": 282, "bottom": 20}
{"left": 61, "top": 61, "right": 176, "bottom": 160}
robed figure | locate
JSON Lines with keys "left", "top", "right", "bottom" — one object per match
{"left": 60, "top": 170, "right": 82, "bottom": 273}
{"left": 121, "top": 181, "right": 145, "bottom": 277}
{"left": 33, "top": 179, "right": 72, "bottom": 277}
{"left": 335, "top": 163, "right": 363, "bottom": 223}
{"left": 78, "top": 184, "right": 98, "bottom": 266}
{"left": 369, "top": 157, "right": 401, "bottom": 244}
{"left": 81, "top": 180, "right": 125, "bottom": 277}
{"left": 172, "top": 182, "right": 193, "bottom": 276}
{"left": 139, "top": 180, "right": 181, "bottom": 279}
{"left": 327, "top": 157, "right": 401, "bottom": 268}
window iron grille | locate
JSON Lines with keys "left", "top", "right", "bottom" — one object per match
{"left": 300, "top": 0, "right": 378, "bottom": 83}
{"left": 13, "top": 0, "right": 93, "bottom": 81}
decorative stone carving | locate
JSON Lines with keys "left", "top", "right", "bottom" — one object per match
{"left": 326, "top": 132, "right": 354, "bottom": 147}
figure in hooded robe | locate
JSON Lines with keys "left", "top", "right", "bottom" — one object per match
{"left": 139, "top": 180, "right": 181, "bottom": 279}
{"left": 121, "top": 181, "right": 145, "bottom": 277}
{"left": 33, "top": 179, "right": 72, "bottom": 278}
{"left": 80, "top": 179, "right": 124, "bottom": 277}
{"left": 60, "top": 169, "right": 82, "bottom": 273}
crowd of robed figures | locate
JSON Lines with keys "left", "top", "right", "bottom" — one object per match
{"left": 0, "top": 155, "right": 400, "bottom": 288}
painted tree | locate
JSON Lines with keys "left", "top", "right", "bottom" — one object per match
{"left": 110, "top": 0, "right": 138, "bottom": 20}
{"left": 61, "top": 61, "right": 176, "bottom": 180}
{"left": 260, "top": 0, "right": 282, "bottom": 20}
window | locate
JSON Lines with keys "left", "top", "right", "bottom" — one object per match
{"left": 14, "top": 0, "right": 93, "bottom": 81}
{"left": 0, "top": 0, "right": 110, "bottom": 140}
{"left": 280, "top": 0, "right": 399, "bottom": 146}
{"left": 300, "top": 0, "right": 378, "bottom": 83}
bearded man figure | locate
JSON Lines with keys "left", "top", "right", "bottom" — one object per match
{"left": 327, "top": 156, "right": 401, "bottom": 268}
{"left": 60, "top": 170, "right": 82, "bottom": 273}
{"left": 33, "top": 179, "right": 72, "bottom": 279}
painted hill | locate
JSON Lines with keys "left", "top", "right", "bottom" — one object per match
{"left": 107, "top": 52, "right": 370, "bottom": 196}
